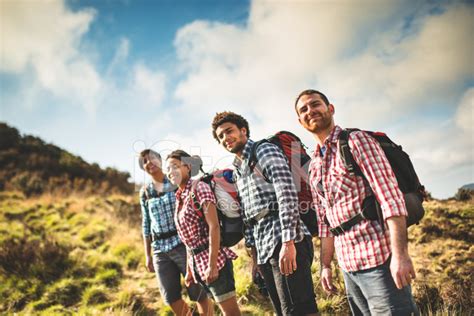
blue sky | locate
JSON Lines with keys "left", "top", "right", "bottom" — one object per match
{"left": 1, "top": 0, "right": 473, "bottom": 198}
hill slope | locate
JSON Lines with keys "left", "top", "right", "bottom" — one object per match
{"left": 0, "top": 123, "right": 133, "bottom": 196}
{"left": 0, "top": 191, "right": 472, "bottom": 315}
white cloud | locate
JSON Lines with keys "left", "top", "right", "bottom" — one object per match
{"left": 2, "top": 0, "right": 472, "bottom": 199}
{"left": 169, "top": 0, "right": 473, "bottom": 198}
{"left": 455, "top": 88, "right": 474, "bottom": 134}
{"left": 0, "top": 0, "right": 102, "bottom": 113}
{"left": 106, "top": 37, "right": 130, "bottom": 76}
{"left": 132, "top": 64, "right": 166, "bottom": 107}
{"left": 0, "top": 1, "right": 168, "bottom": 113}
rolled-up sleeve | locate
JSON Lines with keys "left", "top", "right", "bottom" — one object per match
{"left": 257, "top": 143, "right": 299, "bottom": 243}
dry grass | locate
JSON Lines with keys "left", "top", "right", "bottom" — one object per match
{"left": 0, "top": 192, "right": 472, "bottom": 315}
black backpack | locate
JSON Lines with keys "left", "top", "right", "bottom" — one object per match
{"left": 248, "top": 131, "right": 318, "bottom": 236}
{"left": 338, "top": 129, "right": 426, "bottom": 228}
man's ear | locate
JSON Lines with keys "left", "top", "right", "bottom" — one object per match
{"left": 329, "top": 104, "right": 335, "bottom": 114}
{"left": 241, "top": 127, "right": 248, "bottom": 137}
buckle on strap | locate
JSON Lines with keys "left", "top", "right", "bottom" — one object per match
{"left": 329, "top": 225, "right": 345, "bottom": 236}
{"left": 329, "top": 212, "right": 366, "bottom": 236}
{"left": 190, "top": 243, "right": 208, "bottom": 256}
{"left": 152, "top": 229, "right": 178, "bottom": 241}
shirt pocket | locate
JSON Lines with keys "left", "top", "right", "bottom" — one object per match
{"left": 328, "top": 167, "right": 353, "bottom": 199}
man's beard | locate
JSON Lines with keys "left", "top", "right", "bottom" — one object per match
{"left": 230, "top": 141, "right": 245, "bottom": 154}
{"left": 310, "top": 111, "right": 332, "bottom": 133}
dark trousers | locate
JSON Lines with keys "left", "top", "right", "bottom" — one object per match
{"left": 258, "top": 236, "right": 318, "bottom": 316}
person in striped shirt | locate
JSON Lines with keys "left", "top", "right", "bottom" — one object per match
{"left": 295, "top": 89, "right": 419, "bottom": 315}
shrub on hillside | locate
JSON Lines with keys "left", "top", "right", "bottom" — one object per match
{"left": 82, "top": 285, "right": 109, "bottom": 305}
{"left": 95, "top": 269, "right": 121, "bottom": 288}
{"left": 115, "top": 290, "right": 150, "bottom": 314}
{"left": 0, "top": 236, "right": 70, "bottom": 282}
{"left": 0, "top": 123, "right": 135, "bottom": 197}
{"left": 454, "top": 188, "right": 473, "bottom": 201}
{"left": 42, "top": 278, "right": 83, "bottom": 307}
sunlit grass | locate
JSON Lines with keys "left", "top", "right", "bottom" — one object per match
{"left": 0, "top": 193, "right": 471, "bottom": 315}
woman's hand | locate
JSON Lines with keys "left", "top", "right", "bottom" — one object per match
{"left": 204, "top": 263, "right": 219, "bottom": 284}
{"left": 202, "top": 201, "right": 220, "bottom": 284}
{"left": 185, "top": 271, "right": 194, "bottom": 287}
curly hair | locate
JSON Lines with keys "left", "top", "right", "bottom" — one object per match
{"left": 211, "top": 111, "right": 250, "bottom": 142}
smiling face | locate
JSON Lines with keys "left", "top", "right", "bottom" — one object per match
{"left": 165, "top": 157, "right": 190, "bottom": 187}
{"left": 296, "top": 93, "right": 335, "bottom": 134}
{"left": 142, "top": 153, "right": 163, "bottom": 176}
{"left": 215, "top": 122, "right": 248, "bottom": 156}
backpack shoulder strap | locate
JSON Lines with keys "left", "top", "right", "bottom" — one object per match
{"left": 190, "top": 180, "right": 204, "bottom": 218}
{"left": 142, "top": 184, "right": 151, "bottom": 201}
{"left": 248, "top": 140, "right": 267, "bottom": 170}
{"left": 338, "top": 128, "right": 363, "bottom": 177}
{"left": 338, "top": 128, "right": 385, "bottom": 230}
{"left": 248, "top": 140, "right": 272, "bottom": 182}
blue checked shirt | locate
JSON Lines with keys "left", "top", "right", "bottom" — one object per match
{"left": 233, "top": 139, "right": 308, "bottom": 265}
{"left": 140, "top": 178, "right": 182, "bottom": 254}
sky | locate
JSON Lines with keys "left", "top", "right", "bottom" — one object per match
{"left": 0, "top": 0, "right": 473, "bottom": 199}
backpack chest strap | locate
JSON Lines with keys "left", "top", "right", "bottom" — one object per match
{"left": 329, "top": 213, "right": 366, "bottom": 236}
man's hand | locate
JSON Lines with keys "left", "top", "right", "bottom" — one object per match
{"left": 145, "top": 256, "right": 155, "bottom": 273}
{"left": 386, "top": 216, "right": 416, "bottom": 289}
{"left": 250, "top": 247, "right": 262, "bottom": 279}
{"left": 252, "top": 259, "right": 262, "bottom": 280}
{"left": 279, "top": 240, "right": 297, "bottom": 275}
{"left": 321, "top": 266, "right": 336, "bottom": 295}
{"left": 390, "top": 254, "right": 416, "bottom": 289}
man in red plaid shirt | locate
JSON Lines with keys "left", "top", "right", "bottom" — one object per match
{"left": 296, "top": 89, "right": 419, "bottom": 315}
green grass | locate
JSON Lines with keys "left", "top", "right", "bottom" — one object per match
{"left": 82, "top": 285, "right": 109, "bottom": 306}
{"left": 0, "top": 193, "right": 471, "bottom": 315}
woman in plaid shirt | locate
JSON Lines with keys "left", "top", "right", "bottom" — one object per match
{"left": 166, "top": 150, "right": 241, "bottom": 316}
{"left": 139, "top": 149, "right": 209, "bottom": 315}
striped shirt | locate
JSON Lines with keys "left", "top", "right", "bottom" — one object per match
{"left": 309, "top": 125, "right": 407, "bottom": 272}
{"left": 233, "top": 139, "right": 308, "bottom": 265}
{"left": 140, "top": 178, "right": 181, "bottom": 253}
{"left": 174, "top": 179, "right": 237, "bottom": 282}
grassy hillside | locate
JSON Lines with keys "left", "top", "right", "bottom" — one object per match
{"left": 0, "top": 191, "right": 472, "bottom": 315}
{"left": 0, "top": 123, "right": 133, "bottom": 196}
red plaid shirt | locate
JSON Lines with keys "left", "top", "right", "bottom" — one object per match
{"left": 174, "top": 179, "right": 237, "bottom": 282}
{"left": 309, "top": 126, "right": 407, "bottom": 272}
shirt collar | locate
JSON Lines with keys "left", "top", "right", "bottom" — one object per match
{"left": 175, "top": 178, "right": 193, "bottom": 200}
{"left": 314, "top": 125, "right": 342, "bottom": 157}
{"left": 232, "top": 139, "right": 254, "bottom": 169}
{"left": 148, "top": 176, "right": 172, "bottom": 192}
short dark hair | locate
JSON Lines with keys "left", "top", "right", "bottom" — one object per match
{"left": 166, "top": 150, "right": 203, "bottom": 177}
{"left": 294, "top": 89, "right": 330, "bottom": 113}
{"left": 138, "top": 149, "right": 161, "bottom": 170}
{"left": 211, "top": 111, "right": 250, "bottom": 142}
